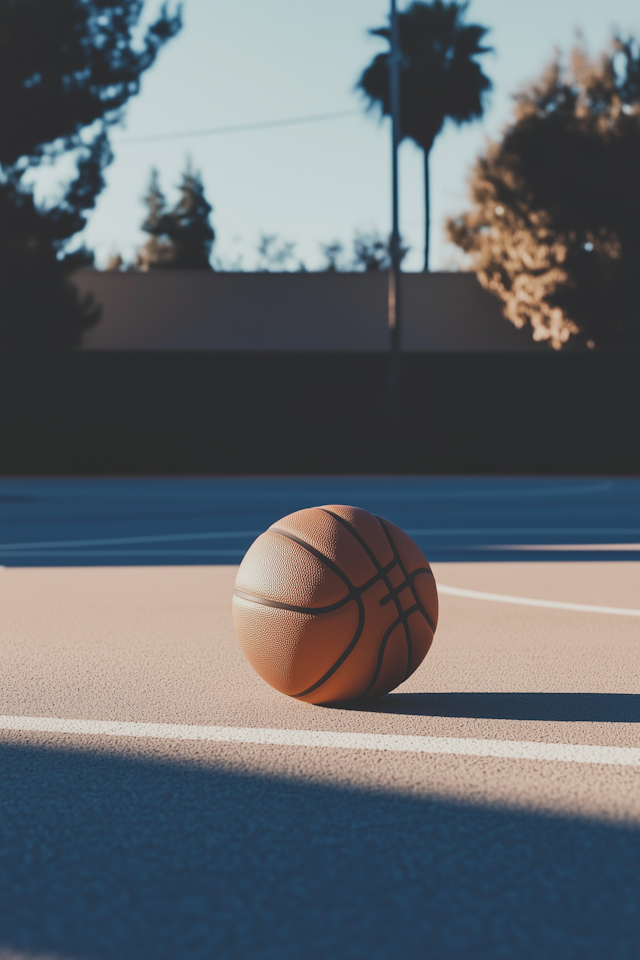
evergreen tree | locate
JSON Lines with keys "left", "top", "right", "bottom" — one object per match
{"left": 0, "top": 0, "right": 181, "bottom": 352}
{"left": 137, "top": 168, "right": 175, "bottom": 270}
{"left": 138, "top": 163, "right": 215, "bottom": 270}
{"left": 170, "top": 163, "right": 215, "bottom": 268}
{"left": 358, "top": 1, "right": 491, "bottom": 271}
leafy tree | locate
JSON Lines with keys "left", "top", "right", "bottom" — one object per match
{"left": 255, "top": 233, "right": 302, "bottom": 271}
{"left": 352, "top": 229, "right": 391, "bottom": 271}
{"left": 0, "top": 0, "right": 181, "bottom": 352}
{"left": 448, "top": 38, "right": 640, "bottom": 349}
{"left": 358, "top": 0, "right": 491, "bottom": 271}
{"left": 137, "top": 163, "right": 215, "bottom": 270}
{"left": 105, "top": 252, "right": 125, "bottom": 272}
{"left": 318, "top": 230, "right": 409, "bottom": 271}
{"left": 319, "top": 240, "right": 347, "bottom": 272}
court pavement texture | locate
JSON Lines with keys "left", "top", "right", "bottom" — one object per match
{"left": 1, "top": 561, "right": 639, "bottom": 959}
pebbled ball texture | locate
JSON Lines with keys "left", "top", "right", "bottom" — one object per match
{"left": 232, "top": 505, "right": 438, "bottom": 705}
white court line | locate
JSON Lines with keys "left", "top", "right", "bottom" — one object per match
{"left": 1, "top": 556, "right": 636, "bottom": 616}
{"left": 3, "top": 527, "right": 640, "bottom": 552}
{"left": 1, "top": 561, "right": 637, "bottom": 615}
{"left": 438, "top": 584, "right": 640, "bottom": 617}
{"left": 483, "top": 543, "right": 640, "bottom": 552}
{"left": 1, "top": 715, "right": 639, "bottom": 767}
{"left": 0, "top": 531, "right": 261, "bottom": 551}
{"left": 0, "top": 549, "right": 246, "bottom": 558}
{"left": 2, "top": 545, "right": 639, "bottom": 559}
{"left": 407, "top": 527, "right": 640, "bottom": 537}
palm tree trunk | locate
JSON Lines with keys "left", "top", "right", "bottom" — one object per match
{"left": 423, "top": 147, "right": 430, "bottom": 272}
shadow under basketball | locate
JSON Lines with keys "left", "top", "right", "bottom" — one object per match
{"left": 341, "top": 691, "right": 640, "bottom": 723}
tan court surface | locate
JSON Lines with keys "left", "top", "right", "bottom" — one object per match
{"left": 1, "top": 562, "right": 639, "bottom": 959}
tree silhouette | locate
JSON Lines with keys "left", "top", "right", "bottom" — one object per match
{"left": 318, "top": 230, "right": 409, "bottom": 271}
{"left": 171, "top": 164, "right": 215, "bottom": 268}
{"left": 255, "top": 234, "right": 300, "bottom": 271}
{"left": 137, "top": 169, "right": 175, "bottom": 269}
{"left": 358, "top": 0, "right": 491, "bottom": 271}
{"left": 138, "top": 163, "right": 215, "bottom": 270}
{"left": 0, "top": 0, "right": 181, "bottom": 352}
{"left": 447, "top": 38, "right": 640, "bottom": 349}
{"left": 319, "top": 240, "right": 347, "bottom": 272}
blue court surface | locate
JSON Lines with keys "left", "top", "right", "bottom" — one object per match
{"left": 1, "top": 475, "right": 639, "bottom": 565}
{"left": 2, "top": 478, "right": 640, "bottom": 960}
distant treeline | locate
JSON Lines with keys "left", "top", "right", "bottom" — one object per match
{"left": 1, "top": 2, "right": 639, "bottom": 352}
{"left": 109, "top": 168, "right": 402, "bottom": 275}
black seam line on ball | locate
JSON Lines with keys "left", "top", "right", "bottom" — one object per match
{"left": 268, "top": 527, "right": 372, "bottom": 698}
{"left": 321, "top": 509, "right": 416, "bottom": 687}
{"left": 267, "top": 523, "right": 425, "bottom": 700}
{"left": 269, "top": 526, "right": 390, "bottom": 599}
{"left": 319, "top": 508, "right": 390, "bottom": 574}
{"left": 376, "top": 517, "right": 436, "bottom": 680}
{"left": 320, "top": 509, "right": 406, "bottom": 616}
{"left": 270, "top": 526, "right": 357, "bottom": 593}
{"left": 377, "top": 518, "right": 436, "bottom": 634}
{"left": 292, "top": 592, "right": 366, "bottom": 698}
{"left": 373, "top": 516, "right": 414, "bottom": 682}
{"left": 379, "top": 568, "right": 432, "bottom": 606}
{"left": 359, "top": 604, "right": 421, "bottom": 699}
{"left": 233, "top": 588, "right": 353, "bottom": 616}
{"left": 323, "top": 508, "right": 415, "bottom": 685}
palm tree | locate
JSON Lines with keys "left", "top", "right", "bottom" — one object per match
{"left": 358, "top": 1, "right": 492, "bottom": 271}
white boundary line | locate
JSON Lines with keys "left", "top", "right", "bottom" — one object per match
{"left": 0, "top": 549, "right": 246, "bottom": 558}
{"left": 1, "top": 716, "right": 639, "bottom": 767}
{"left": 2, "top": 564, "right": 637, "bottom": 615}
{"left": 2, "top": 526, "right": 640, "bottom": 553}
{"left": 483, "top": 543, "right": 640, "bottom": 552}
{"left": 0, "top": 531, "right": 262, "bottom": 551}
{"left": 407, "top": 527, "right": 640, "bottom": 537}
{"left": 438, "top": 584, "right": 640, "bottom": 617}
{"left": 2, "top": 545, "right": 639, "bottom": 559}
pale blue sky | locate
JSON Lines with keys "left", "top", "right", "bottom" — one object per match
{"left": 65, "top": 0, "right": 640, "bottom": 271}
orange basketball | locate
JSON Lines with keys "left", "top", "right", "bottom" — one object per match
{"left": 232, "top": 505, "right": 438, "bottom": 705}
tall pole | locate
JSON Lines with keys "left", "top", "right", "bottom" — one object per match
{"left": 388, "top": 0, "right": 402, "bottom": 386}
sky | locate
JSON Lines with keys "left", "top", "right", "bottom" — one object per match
{"left": 45, "top": 0, "right": 640, "bottom": 272}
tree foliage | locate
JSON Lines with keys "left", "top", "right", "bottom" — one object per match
{"left": 352, "top": 229, "right": 391, "bottom": 272}
{"left": 0, "top": 0, "right": 181, "bottom": 352}
{"left": 358, "top": 0, "right": 491, "bottom": 269}
{"left": 448, "top": 38, "right": 640, "bottom": 349}
{"left": 319, "top": 240, "right": 347, "bottom": 272}
{"left": 255, "top": 233, "right": 300, "bottom": 272}
{"left": 138, "top": 163, "right": 215, "bottom": 270}
{"left": 319, "top": 230, "right": 408, "bottom": 272}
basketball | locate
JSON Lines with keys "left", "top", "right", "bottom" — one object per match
{"left": 232, "top": 504, "right": 438, "bottom": 705}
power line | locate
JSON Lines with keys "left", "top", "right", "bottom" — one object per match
{"left": 114, "top": 109, "right": 360, "bottom": 145}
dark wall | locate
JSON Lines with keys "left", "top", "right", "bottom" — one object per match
{"left": 74, "top": 270, "right": 544, "bottom": 353}
{"left": 0, "top": 352, "right": 638, "bottom": 474}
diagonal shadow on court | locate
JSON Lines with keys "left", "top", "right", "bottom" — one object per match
{"left": 354, "top": 692, "right": 640, "bottom": 723}
{"left": 0, "top": 741, "right": 640, "bottom": 960}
